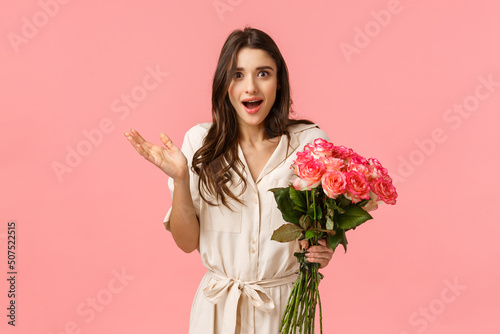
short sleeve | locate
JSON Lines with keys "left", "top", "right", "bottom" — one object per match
{"left": 162, "top": 124, "right": 209, "bottom": 231}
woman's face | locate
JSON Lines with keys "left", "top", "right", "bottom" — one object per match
{"left": 227, "top": 47, "right": 278, "bottom": 131}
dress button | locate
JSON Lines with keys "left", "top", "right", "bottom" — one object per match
{"left": 251, "top": 249, "right": 256, "bottom": 254}
{"left": 254, "top": 196, "right": 259, "bottom": 204}
{"left": 251, "top": 238, "right": 256, "bottom": 244}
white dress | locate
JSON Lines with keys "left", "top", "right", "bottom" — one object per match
{"left": 163, "top": 122, "right": 330, "bottom": 334}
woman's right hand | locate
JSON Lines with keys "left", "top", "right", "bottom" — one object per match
{"left": 124, "top": 129, "right": 189, "bottom": 180}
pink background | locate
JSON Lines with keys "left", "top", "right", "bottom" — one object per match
{"left": 1, "top": 0, "right": 499, "bottom": 333}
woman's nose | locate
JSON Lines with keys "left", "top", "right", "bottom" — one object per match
{"left": 245, "top": 77, "right": 258, "bottom": 94}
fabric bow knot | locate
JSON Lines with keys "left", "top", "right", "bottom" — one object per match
{"left": 203, "top": 272, "right": 297, "bottom": 334}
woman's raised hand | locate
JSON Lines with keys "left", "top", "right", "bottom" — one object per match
{"left": 124, "top": 129, "right": 189, "bottom": 180}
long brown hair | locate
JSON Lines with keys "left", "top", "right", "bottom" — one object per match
{"left": 192, "top": 27, "right": 314, "bottom": 209}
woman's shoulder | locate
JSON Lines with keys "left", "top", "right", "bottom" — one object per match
{"left": 187, "top": 122, "right": 211, "bottom": 133}
{"left": 176, "top": 122, "right": 212, "bottom": 154}
{"left": 184, "top": 122, "right": 212, "bottom": 140}
{"left": 287, "top": 122, "right": 319, "bottom": 134}
{"left": 287, "top": 122, "right": 330, "bottom": 142}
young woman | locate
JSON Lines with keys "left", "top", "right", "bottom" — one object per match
{"left": 125, "top": 27, "right": 334, "bottom": 334}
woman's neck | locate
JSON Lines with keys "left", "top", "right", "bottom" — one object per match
{"left": 237, "top": 124, "right": 269, "bottom": 146}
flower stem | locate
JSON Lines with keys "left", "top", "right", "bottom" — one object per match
{"left": 281, "top": 250, "right": 325, "bottom": 333}
{"left": 290, "top": 271, "right": 303, "bottom": 332}
{"left": 318, "top": 275, "right": 323, "bottom": 334}
{"left": 312, "top": 191, "right": 317, "bottom": 231}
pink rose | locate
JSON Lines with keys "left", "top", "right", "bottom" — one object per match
{"left": 302, "top": 139, "right": 334, "bottom": 159}
{"left": 312, "top": 138, "right": 334, "bottom": 157}
{"left": 321, "top": 171, "right": 347, "bottom": 198}
{"left": 347, "top": 163, "right": 372, "bottom": 180}
{"left": 370, "top": 178, "right": 398, "bottom": 205}
{"left": 332, "top": 145, "right": 354, "bottom": 159}
{"left": 294, "top": 160, "right": 325, "bottom": 188}
{"left": 293, "top": 177, "right": 321, "bottom": 191}
{"left": 292, "top": 151, "right": 315, "bottom": 170}
{"left": 362, "top": 198, "right": 379, "bottom": 212}
{"left": 302, "top": 143, "right": 316, "bottom": 155}
{"left": 319, "top": 157, "right": 345, "bottom": 172}
{"left": 349, "top": 153, "right": 368, "bottom": 165}
{"left": 368, "top": 158, "right": 389, "bottom": 179}
{"left": 344, "top": 171, "right": 370, "bottom": 203}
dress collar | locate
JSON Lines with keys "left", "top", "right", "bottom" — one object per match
{"left": 197, "top": 122, "right": 319, "bottom": 186}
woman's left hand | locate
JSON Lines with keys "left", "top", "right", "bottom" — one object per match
{"left": 300, "top": 239, "right": 334, "bottom": 269}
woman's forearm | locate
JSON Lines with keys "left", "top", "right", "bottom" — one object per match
{"left": 169, "top": 176, "right": 200, "bottom": 253}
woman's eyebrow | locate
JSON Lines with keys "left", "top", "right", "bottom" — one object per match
{"left": 235, "top": 66, "right": 275, "bottom": 71}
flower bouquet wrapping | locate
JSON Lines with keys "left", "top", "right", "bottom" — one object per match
{"left": 269, "top": 139, "right": 398, "bottom": 334}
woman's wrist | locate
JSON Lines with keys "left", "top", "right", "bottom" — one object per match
{"left": 173, "top": 173, "right": 190, "bottom": 187}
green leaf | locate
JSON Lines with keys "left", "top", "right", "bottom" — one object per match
{"left": 328, "top": 229, "right": 348, "bottom": 253}
{"left": 326, "top": 198, "right": 344, "bottom": 214}
{"left": 326, "top": 216, "right": 334, "bottom": 230}
{"left": 306, "top": 206, "right": 316, "bottom": 220}
{"left": 315, "top": 204, "right": 323, "bottom": 220}
{"left": 306, "top": 202, "right": 323, "bottom": 220}
{"left": 337, "top": 196, "right": 352, "bottom": 208}
{"left": 268, "top": 187, "right": 281, "bottom": 194}
{"left": 328, "top": 233, "right": 341, "bottom": 251}
{"left": 341, "top": 229, "right": 348, "bottom": 252}
{"left": 299, "top": 215, "right": 312, "bottom": 230}
{"left": 326, "top": 206, "right": 334, "bottom": 220}
{"left": 305, "top": 229, "right": 320, "bottom": 240}
{"left": 317, "top": 228, "right": 336, "bottom": 236}
{"left": 269, "top": 187, "right": 302, "bottom": 225}
{"left": 271, "top": 223, "right": 304, "bottom": 243}
{"left": 334, "top": 203, "right": 346, "bottom": 214}
{"left": 337, "top": 205, "right": 373, "bottom": 229}
{"left": 357, "top": 199, "right": 369, "bottom": 207}
{"left": 289, "top": 186, "right": 307, "bottom": 212}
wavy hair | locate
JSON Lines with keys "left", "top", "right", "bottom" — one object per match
{"left": 191, "top": 27, "right": 314, "bottom": 209}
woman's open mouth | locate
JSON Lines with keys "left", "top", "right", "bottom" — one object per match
{"left": 242, "top": 99, "right": 263, "bottom": 114}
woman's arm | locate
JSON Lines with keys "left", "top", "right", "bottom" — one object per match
{"left": 124, "top": 128, "right": 200, "bottom": 253}
{"left": 169, "top": 175, "right": 200, "bottom": 253}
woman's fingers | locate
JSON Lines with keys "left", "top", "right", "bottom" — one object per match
{"left": 305, "top": 239, "right": 334, "bottom": 268}
{"left": 127, "top": 129, "right": 154, "bottom": 149}
{"left": 131, "top": 129, "right": 156, "bottom": 151}
{"left": 124, "top": 129, "right": 189, "bottom": 180}
{"left": 124, "top": 131, "right": 154, "bottom": 161}
{"left": 306, "top": 252, "right": 333, "bottom": 268}
{"left": 130, "top": 128, "right": 146, "bottom": 144}
{"left": 306, "top": 249, "right": 333, "bottom": 260}
{"left": 160, "top": 133, "right": 175, "bottom": 150}
{"left": 126, "top": 129, "right": 172, "bottom": 151}
{"left": 299, "top": 239, "right": 333, "bottom": 268}
{"left": 124, "top": 132, "right": 141, "bottom": 152}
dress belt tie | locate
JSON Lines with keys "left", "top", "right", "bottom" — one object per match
{"left": 203, "top": 271, "right": 298, "bottom": 334}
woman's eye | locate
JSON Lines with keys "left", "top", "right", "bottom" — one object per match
{"left": 234, "top": 72, "right": 243, "bottom": 79}
{"left": 258, "top": 71, "right": 269, "bottom": 78}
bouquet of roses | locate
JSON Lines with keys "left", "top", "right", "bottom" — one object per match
{"left": 269, "top": 138, "right": 397, "bottom": 334}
